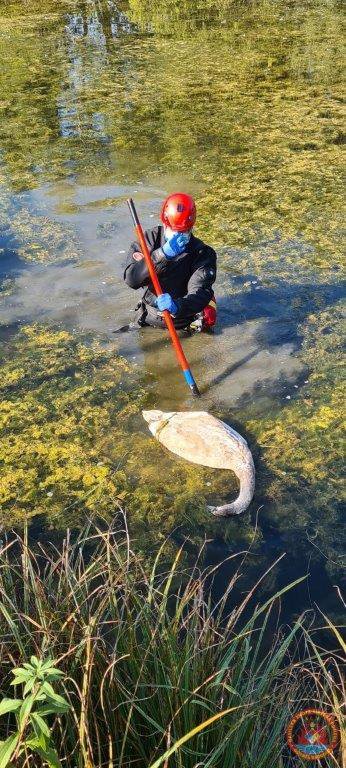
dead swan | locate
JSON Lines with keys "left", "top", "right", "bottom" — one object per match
{"left": 142, "top": 410, "right": 255, "bottom": 516}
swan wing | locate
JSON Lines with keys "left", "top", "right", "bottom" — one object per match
{"left": 157, "top": 412, "right": 249, "bottom": 469}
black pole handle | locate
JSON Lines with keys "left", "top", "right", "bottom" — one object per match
{"left": 127, "top": 198, "right": 139, "bottom": 227}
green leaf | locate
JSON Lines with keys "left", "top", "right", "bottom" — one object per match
{"left": 45, "top": 670, "right": 64, "bottom": 681}
{"left": 37, "top": 701, "right": 69, "bottom": 716}
{"left": 19, "top": 694, "right": 34, "bottom": 727}
{"left": 27, "top": 726, "right": 47, "bottom": 751}
{"left": 11, "top": 668, "right": 31, "bottom": 681}
{"left": 10, "top": 677, "right": 28, "bottom": 687}
{"left": 36, "top": 745, "right": 62, "bottom": 768}
{"left": 25, "top": 740, "right": 61, "bottom": 768}
{"left": 25, "top": 734, "right": 46, "bottom": 751}
{"left": 320, "top": 610, "right": 346, "bottom": 654}
{"left": 31, "top": 712, "right": 50, "bottom": 739}
{"left": 40, "top": 682, "right": 56, "bottom": 698}
{"left": 40, "top": 683, "right": 68, "bottom": 707}
{"left": 10, "top": 676, "right": 31, "bottom": 687}
{"left": 30, "top": 656, "right": 39, "bottom": 668}
{"left": 0, "top": 700, "right": 21, "bottom": 717}
{"left": 40, "top": 659, "right": 54, "bottom": 671}
{"left": 0, "top": 733, "right": 19, "bottom": 768}
{"left": 12, "top": 668, "right": 30, "bottom": 676}
{"left": 149, "top": 707, "right": 240, "bottom": 768}
{"left": 0, "top": 604, "right": 25, "bottom": 656}
{"left": 23, "top": 679, "right": 35, "bottom": 697}
{"left": 40, "top": 661, "right": 63, "bottom": 677}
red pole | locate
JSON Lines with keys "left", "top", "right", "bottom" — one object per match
{"left": 127, "top": 198, "right": 200, "bottom": 397}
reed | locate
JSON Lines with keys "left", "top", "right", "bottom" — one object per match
{"left": 0, "top": 521, "right": 343, "bottom": 767}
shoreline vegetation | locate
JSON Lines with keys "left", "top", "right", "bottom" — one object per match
{"left": 0, "top": 521, "right": 344, "bottom": 767}
{"left": 0, "top": 0, "right": 344, "bottom": 764}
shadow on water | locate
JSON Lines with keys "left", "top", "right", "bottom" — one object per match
{"left": 121, "top": 277, "right": 344, "bottom": 397}
{"left": 210, "top": 348, "right": 261, "bottom": 388}
{"left": 0, "top": 249, "right": 29, "bottom": 283}
{"left": 209, "top": 278, "right": 344, "bottom": 387}
{"left": 217, "top": 276, "right": 345, "bottom": 337}
{"left": 0, "top": 248, "right": 30, "bottom": 344}
{"left": 0, "top": 219, "right": 30, "bottom": 293}
{"left": 123, "top": 278, "right": 344, "bottom": 356}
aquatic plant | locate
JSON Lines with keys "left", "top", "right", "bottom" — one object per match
{"left": 0, "top": 523, "right": 343, "bottom": 767}
{"left": 0, "top": 165, "right": 82, "bottom": 266}
{"left": 0, "top": 0, "right": 344, "bottom": 269}
{"left": 1, "top": 325, "right": 248, "bottom": 550}
{"left": 247, "top": 306, "right": 345, "bottom": 581}
{"left": 0, "top": 325, "right": 146, "bottom": 527}
{"left": 0, "top": 0, "right": 344, "bottom": 615}
{"left": 1, "top": 308, "right": 344, "bottom": 578}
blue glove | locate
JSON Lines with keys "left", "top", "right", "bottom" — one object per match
{"left": 162, "top": 232, "right": 190, "bottom": 259}
{"left": 155, "top": 293, "right": 178, "bottom": 315}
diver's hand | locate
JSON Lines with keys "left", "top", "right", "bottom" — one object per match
{"left": 162, "top": 232, "right": 190, "bottom": 259}
{"left": 155, "top": 293, "right": 178, "bottom": 315}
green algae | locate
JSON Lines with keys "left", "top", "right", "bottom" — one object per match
{"left": 0, "top": 0, "right": 344, "bottom": 592}
{"left": 0, "top": 166, "right": 82, "bottom": 265}
{"left": 0, "top": 1, "right": 344, "bottom": 271}
{"left": 1, "top": 312, "right": 343, "bottom": 580}
{"left": 0, "top": 325, "right": 257, "bottom": 552}
{"left": 246, "top": 304, "right": 345, "bottom": 579}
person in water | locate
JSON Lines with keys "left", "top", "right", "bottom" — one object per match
{"left": 123, "top": 193, "right": 217, "bottom": 331}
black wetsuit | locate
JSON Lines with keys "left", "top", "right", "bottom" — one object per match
{"left": 123, "top": 225, "right": 217, "bottom": 329}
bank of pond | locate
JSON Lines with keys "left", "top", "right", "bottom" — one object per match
{"left": 0, "top": 523, "right": 343, "bottom": 767}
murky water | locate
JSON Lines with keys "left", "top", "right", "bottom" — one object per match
{"left": 0, "top": 0, "right": 344, "bottom": 619}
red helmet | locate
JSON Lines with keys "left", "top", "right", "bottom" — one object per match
{"left": 160, "top": 193, "right": 196, "bottom": 232}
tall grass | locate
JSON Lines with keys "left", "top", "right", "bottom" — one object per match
{"left": 0, "top": 520, "right": 343, "bottom": 767}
